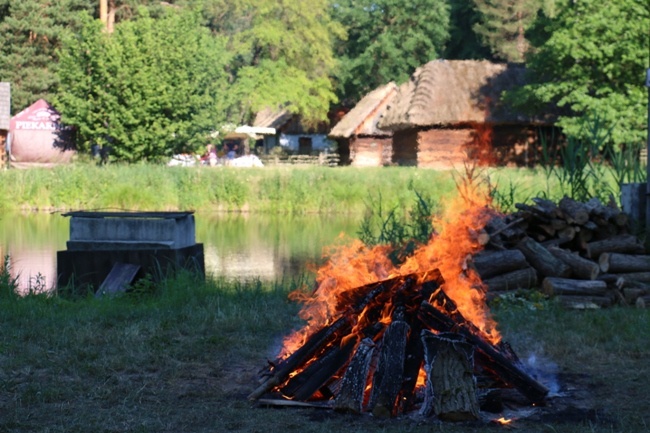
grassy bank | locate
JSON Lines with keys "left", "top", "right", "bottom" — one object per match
{"left": 1, "top": 274, "right": 648, "bottom": 433}
{"left": 0, "top": 163, "right": 618, "bottom": 214}
{"left": 0, "top": 164, "right": 456, "bottom": 214}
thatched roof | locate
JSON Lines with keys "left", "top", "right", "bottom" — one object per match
{"left": 378, "top": 60, "right": 546, "bottom": 131}
{"left": 329, "top": 82, "right": 397, "bottom": 138}
{"left": 253, "top": 107, "right": 294, "bottom": 130}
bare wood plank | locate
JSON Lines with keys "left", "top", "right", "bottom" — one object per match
{"left": 96, "top": 262, "right": 140, "bottom": 298}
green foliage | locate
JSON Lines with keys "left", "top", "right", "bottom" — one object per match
{"left": 195, "top": 0, "right": 344, "bottom": 125}
{"left": 358, "top": 190, "right": 438, "bottom": 264}
{"left": 445, "top": 0, "right": 493, "bottom": 60}
{"left": 0, "top": 255, "right": 20, "bottom": 299}
{"left": 0, "top": 0, "right": 94, "bottom": 112}
{"left": 331, "top": 0, "right": 451, "bottom": 104}
{"left": 472, "top": 0, "right": 554, "bottom": 63}
{"left": 55, "top": 8, "right": 233, "bottom": 162}
{"left": 506, "top": 0, "right": 650, "bottom": 146}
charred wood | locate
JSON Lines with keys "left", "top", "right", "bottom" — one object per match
{"left": 368, "top": 319, "right": 410, "bottom": 418}
{"left": 334, "top": 338, "right": 376, "bottom": 413}
{"left": 420, "top": 331, "right": 479, "bottom": 421}
{"left": 280, "top": 336, "right": 356, "bottom": 401}
{"left": 418, "top": 301, "right": 549, "bottom": 405}
{"left": 248, "top": 316, "right": 352, "bottom": 401}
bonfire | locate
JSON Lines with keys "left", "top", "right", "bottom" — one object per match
{"left": 249, "top": 174, "right": 550, "bottom": 421}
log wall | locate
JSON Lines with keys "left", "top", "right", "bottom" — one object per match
{"left": 349, "top": 136, "right": 393, "bottom": 167}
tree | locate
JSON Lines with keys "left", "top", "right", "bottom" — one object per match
{"left": 445, "top": 0, "right": 493, "bottom": 60}
{"left": 194, "top": 0, "right": 345, "bottom": 125}
{"left": 331, "top": 0, "right": 450, "bottom": 105}
{"left": 0, "top": 0, "right": 94, "bottom": 112}
{"left": 472, "top": 0, "right": 554, "bottom": 63}
{"left": 55, "top": 8, "right": 233, "bottom": 162}
{"left": 505, "top": 0, "right": 650, "bottom": 146}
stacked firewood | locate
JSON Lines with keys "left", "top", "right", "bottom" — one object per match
{"left": 470, "top": 196, "right": 650, "bottom": 309}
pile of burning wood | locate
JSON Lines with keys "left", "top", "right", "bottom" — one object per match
{"left": 473, "top": 196, "right": 650, "bottom": 309}
{"left": 249, "top": 271, "right": 548, "bottom": 421}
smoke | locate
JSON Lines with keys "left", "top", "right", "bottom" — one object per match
{"left": 522, "top": 351, "right": 562, "bottom": 397}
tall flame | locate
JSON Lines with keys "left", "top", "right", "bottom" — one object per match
{"left": 280, "top": 169, "right": 501, "bottom": 357}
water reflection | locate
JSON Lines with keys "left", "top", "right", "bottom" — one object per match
{"left": 0, "top": 212, "right": 361, "bottom": 293}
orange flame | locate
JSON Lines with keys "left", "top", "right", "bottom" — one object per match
{"left": 280, "top": 168, "right": 501, "bottom": 358}
{"left": 496, "top": 417, "right": 513, "bottom": 425}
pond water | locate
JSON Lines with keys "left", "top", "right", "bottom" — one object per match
{"left": 0, "top": 212, "right": 362, "bottom": 294}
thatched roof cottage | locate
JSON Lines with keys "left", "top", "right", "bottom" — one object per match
{"left": 328, "top": 82, "right": 397, "bottom": 166}
{"left": 377, "top": 59, "right": 553, "bottom": 169}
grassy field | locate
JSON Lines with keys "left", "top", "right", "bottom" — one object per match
{"left": 1, "top": 273, "right": 648, "bottom": 433}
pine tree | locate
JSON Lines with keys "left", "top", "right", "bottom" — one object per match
{"left": 0, "top": 0, "right": 95, "bottom": 112}
{"left": 472, "top": 0, "right": 548, "bottom": 63}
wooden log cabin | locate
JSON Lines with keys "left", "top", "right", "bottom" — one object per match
{"left": 376, "top": 60, "right": 557, "bottom": 169}
{"left": 328, "top": 82, "right": 397, "bottom": 167}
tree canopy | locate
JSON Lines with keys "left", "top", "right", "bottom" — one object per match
{"left": 55, "top": 8, "right": 233, "bottom": 162}
{"left": 194, "top": 0, "right": 344, "bottom": 125}
{"left": 0, "top": 0, "right": 94, "bottom": 113}
{"left": 331, "top": 0, "right": 451, "bottom": 105}
{"left": 506, "top": 0, "right": 650, "bottom": 146}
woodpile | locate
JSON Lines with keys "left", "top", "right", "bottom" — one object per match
{"left": 472, "top": 196, "right": 649, "bottom": 309}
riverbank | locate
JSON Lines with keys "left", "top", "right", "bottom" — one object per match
{"left": 0, "top": 164, "right": 569, "bottom": 214}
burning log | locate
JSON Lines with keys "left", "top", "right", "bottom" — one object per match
{"left": 420, "top": 331, "right": 479, "bottom": 421}
{"left": 367, "top": 318, "right": 410, "bottom": 418}
{"left": 599, "top": 253, "right": 650, "bottom": 274}
{"left": 248, "top": 315, "right": 353, "bottom": 401}
{"left": 418, "top": 301, "right": 549, "bottom": 405}
{"left": 334, "top": 338, "right": 376, "bottom": 413}
{"left": 280, "top": 336, "right": 356, "bottom": 401}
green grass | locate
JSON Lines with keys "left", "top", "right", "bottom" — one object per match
{"left": 0, "top": 164, "right": 475, "bottom": 214}
{"left": 0, "top": 273, "right": 648, "bottom": 433}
